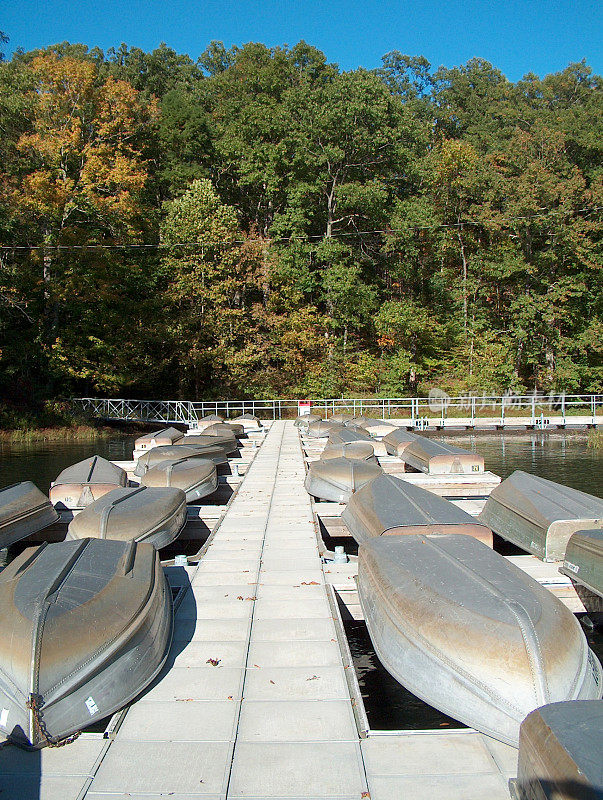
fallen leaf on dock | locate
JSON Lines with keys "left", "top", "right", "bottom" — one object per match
{"left": 206, "top": 658, "right": 221, "bottom": 667}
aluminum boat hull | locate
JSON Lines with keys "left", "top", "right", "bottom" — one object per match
{"left": 401, "top": 438, "right": 485, "bottom": 475}
{"left": 0, "top": 482, "right": 59, "bottom": 549}
{"left": 304, "top": 457, "right": 383, "bottom": 503}
{"left": 478, "top": 471, "right": 603, "bottom": 561}
{"left": 135, "top": 444, "right": 229, "bottom": 477}
{"left": 134, "top": 427, "right": 183, "bottom": 452}
{"left": 513, "top": 700, "right": 603, "bottom": 799}
{"left": 381, "top": 429, "right": 423, "bottom": 457}
{"left": 328, "top": 427, "right": 388, "bottom": 456}
{"left": 0, "top": 539, "right": 173, "bottom": 748}
{"left": 49, "top": 456, "right": 127, "bottom": 510}
{"left": 343, "top": 473, "right": 492, "bottom": 546}
{"left": 320, "top": 441, "right": 377, "bottom": 462}
{"left": 67, "top": 487, "right": 187, "bottom": 549}
{"left": 358, "top": 535, "right": 602, "bottom": 747}
{"left": 141, "top": 457, "right": 218, "bottom": 502}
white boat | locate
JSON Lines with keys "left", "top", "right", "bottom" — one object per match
{"left": 358, "top": 534, "right": 603, "bottom": 747}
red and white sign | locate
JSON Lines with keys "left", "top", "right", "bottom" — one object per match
{"left": 298, "top": 399, "right": 311, "bottom": 416}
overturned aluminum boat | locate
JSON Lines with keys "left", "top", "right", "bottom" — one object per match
{"left": 320, "top": 441, "right": 377, "bottom": 463}
{"left": 180, "top": 434, "right": 238, "bottom": 454}
{"left": 0, "top": 538, "right": 172, "bottom": 748}
{"left": 193, "top": 414, "right": 225, "bottom": 431}
{"left": 305, "top": 420, "right": 344, "bottom": 439}
{"left": 342, "top": 473, "right": 492, "bottom": 546}
{"left": 304, "top": 457, "right": 383, "bottom": 503}
{"left": 328, "top": 426, "right": 388, "bottom": 456}
{"left": 134, "top": 427, "right": 183, "bottom": 452}
{"left": 202, "top": 422, "right": 244, "bottom": 439}
{"left": 0, "top": 482, "right": 59, "bottom": 549}
{"left": 513, "top": 700, "right": 603, "bottom": 799}
{"left": 560, "top": 530, "right": 603, "bottom": 616}
{"left": 329, "top": 413, "right": 354, "bottom": 423}
{"left": 294, "top": 413, "right": 321, "bottom": 428}
{"left": 134, "top": 443, "right": 229, "bottom": 477}
{"left": 141, "top": 457, "right": 218, "bottom": 502}
{"left": 401, "top": 437, "right": 484, "bottom": 475}
{"left": 355, "top": 419, "right": 399, "bottom": 437}
{"left": 382, "top": 429, "right": 423, "bottom": 457}
{"left": 49, "top": 456, "right": 127, "bottom": 510}
{"left": 230, "top": 413, "right": 262, "bottom": 430}
{"left": 358, "top": 534, "right": 603, "bottom": 747}
{"left": 67, "top": 486, "right": 187, "bottom": 549}
{"left": 560, "top": 530, "right": 602, "bottom": 598}
{"left": 478, "top": 471, "right": 603, "bottom": 561}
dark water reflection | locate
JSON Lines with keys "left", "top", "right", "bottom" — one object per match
{"left": 0, "top": 435, "right": 135, "bottom": 493}
{"left": 432, "top": 430, "right": 602, "bottom": 497}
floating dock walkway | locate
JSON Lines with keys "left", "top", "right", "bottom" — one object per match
{"left": 3, "top": 421, "right": 520, "bottom": 799}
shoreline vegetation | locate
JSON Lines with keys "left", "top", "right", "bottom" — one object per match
{"left": 0, "top": 40, "right": 601, "bottom": 404}
{"left": 0, "top": 425, "right": 118, "bottom": 443}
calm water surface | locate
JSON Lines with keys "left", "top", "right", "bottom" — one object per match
{"left": 0, "top": 435, "right": 135, "bottom": 493}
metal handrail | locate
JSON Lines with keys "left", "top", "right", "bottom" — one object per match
{"left": 70, "top": 393, "right": 602, "bottom": 426}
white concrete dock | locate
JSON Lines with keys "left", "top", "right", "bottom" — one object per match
{"left": 2, "top": 420, "right": 518, "bottom": 800}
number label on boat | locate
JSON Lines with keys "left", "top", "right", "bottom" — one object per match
{"left": 563, "top": 560, "right": 580, "bottom": 574}
{"left": 85, "top": 696, "right": 99, "bottom": 716}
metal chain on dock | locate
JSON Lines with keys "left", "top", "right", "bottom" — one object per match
{"left": 27, "top": 693, "right": 81, "bottom": 748}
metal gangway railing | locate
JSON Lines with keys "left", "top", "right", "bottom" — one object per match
{"left": 71, "top": 393, "right": 602, "bottom": 428}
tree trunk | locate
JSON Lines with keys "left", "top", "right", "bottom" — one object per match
{"left": 456, "top": 225, "right": 468, "bottom": 336}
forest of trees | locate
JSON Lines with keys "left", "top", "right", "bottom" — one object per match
{"left": 0, "top": 37, "right": 601, "bottom": 406}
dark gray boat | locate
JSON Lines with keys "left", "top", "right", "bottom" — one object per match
{"left": 512, "top": 700, "right": 603, "bottom": 799}
{"left": 401, "top": 437, "right": 485, "bottom": 475}
{"left": 0, "top": 482, "right": 59, "bottom": 549}
{"left": 141, "top": 457, "right": 218, "bottom": 502}
{"left": 382, "top": 429, "right": 423, "bottom": 457}
{"left": 0, "top": 538, "right": 172, "bottom": 748}
{"left": 67, "top": 487, "right": 187, "bottom": 549}
{"left": 134, "top": 444, "right": 229, "bottom": 477}
{"left": 342, "top": 473, "right": 493, "bottom": 546}
{"left": 49, "top": 456, "right": 127, "bottom": 510}
{"left": 304, "top": 457, "right": 383, "bottom": 503}
{"left": 358, "top": 535, "right": 603, "bottom": 747}
{"left": 320, "top": 441, "right": 377, "bottom": 462}
{"left": 134, "top": 427, "right": 183, "bottom": 452}
{"left": 478, "top": 471, "right": 603, "bottom": 561}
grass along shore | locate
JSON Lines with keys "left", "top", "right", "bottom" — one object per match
{"left": 0, "top": 425, "right": 119, "bottom": 443}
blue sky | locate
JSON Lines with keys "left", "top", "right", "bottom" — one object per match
{"left": 3, "top": 0, "right": 602, "bottom": 80}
